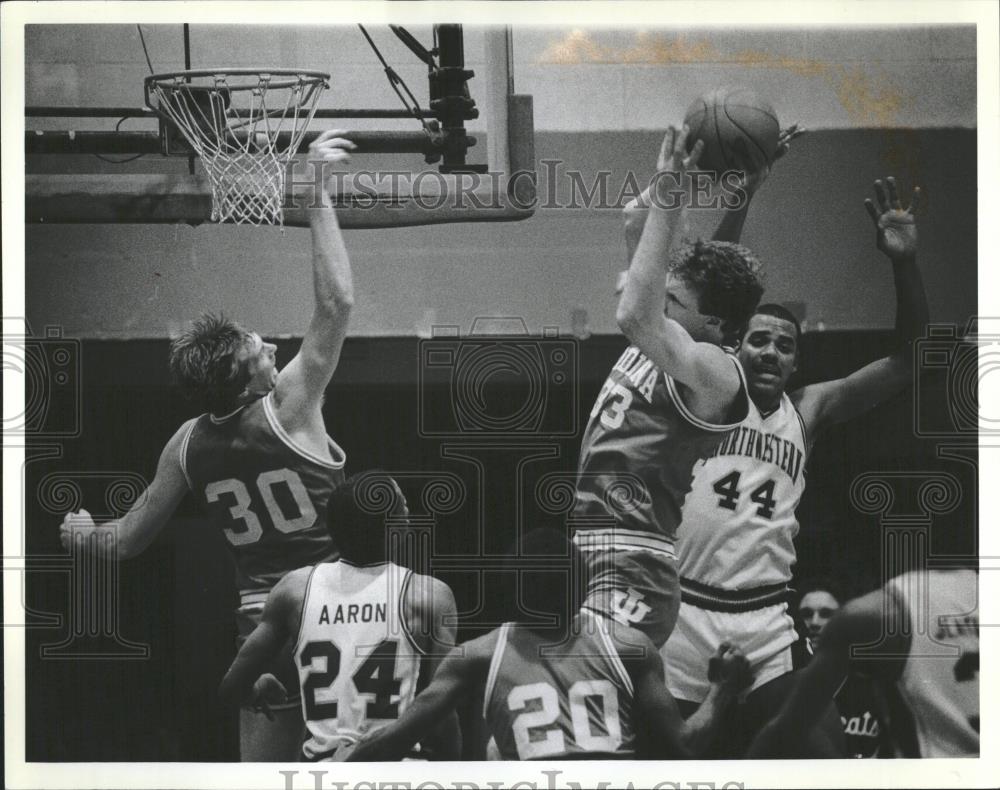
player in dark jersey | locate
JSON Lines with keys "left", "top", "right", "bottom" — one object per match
{"left": 347, "top": 529, "right": 752, "bottom": 761}
{"left": 795, "top": 578, "right": 887, "bottom": 758}
{"left": 59, "top": 130, "right": 358, "bottom": 760}
{"left": 219, "top": 472, "right": 459, "bottom": 761}
{"left": 749, "top": 569, "right": 979, "bottom": 758}
{"left": 573, "top": 125, "right": 764, "bottom": 648}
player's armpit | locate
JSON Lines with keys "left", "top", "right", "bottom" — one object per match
{"left": 95, "top": 419, "right": 194, "bottom": 559}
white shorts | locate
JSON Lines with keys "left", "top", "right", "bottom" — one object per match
{"left": 660, "top": 600, "right": 798, "bottom": 703}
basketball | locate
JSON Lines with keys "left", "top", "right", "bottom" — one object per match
{"left": 683, "top": 87, "right": 780, "bottom": 175}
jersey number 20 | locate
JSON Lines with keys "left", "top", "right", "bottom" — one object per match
{"left": 507, "top": 679, "right": 622, "bottom": 758}
{"left": 205, "top": 468, "right": 317, "bottom": 546}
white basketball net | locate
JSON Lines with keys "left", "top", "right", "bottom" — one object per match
{"left": 147, "top": 72, "right": 328, "bottom": 226}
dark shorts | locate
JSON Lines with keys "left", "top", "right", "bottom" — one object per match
{"left": 236, "top": 606, "right": 301, "bottom": 709}
{"left": 573, "top": 528, "right": 680, "bottom": 649}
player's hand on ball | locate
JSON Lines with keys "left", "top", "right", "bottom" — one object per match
{"left": 652, "top": 125, "right": 704, "bottom": 207}
{"left": 732, "top": 123, "right": 805, "bottom": 198}
{"left": 707, "top": 642, "right": 753, "bottom": 693}
{"left": 774, "top": 123, "right": 805, "bottom": 162}
{"left": 59, "top": 509, "right": 95, "bottom": 551}
{"left": 248, "top": 673, "right": 288, "bottom": 721}
{"left": 865, "top": 176, "right": 919, "bottom": 260}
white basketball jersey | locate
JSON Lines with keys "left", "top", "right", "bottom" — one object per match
{"left": 888, "top": 569, "right": 979, "bottom": 757}
{"left": 676, "top": 392, "right": 807, "bottom": 588}
{"left": 294, "top": 560, "right": 423, "bottom": 760}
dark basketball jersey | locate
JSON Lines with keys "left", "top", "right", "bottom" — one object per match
{"left": 483, "top": 611, "right": 637, "bottom": 760}
{"left": 573, "top": 345, "right": 748, "bottom": 543}
{"left": 836, "top": 672, "right": 885, "bottom": 758}
{"left": 180, "top": 392, "right": 345, "bottom": 605}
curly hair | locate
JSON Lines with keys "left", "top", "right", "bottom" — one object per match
{"left": 668, "top": 239, "right": 765, "bottom": 345}
{"left": 168, "top": 313, "right": 252, "bottom": 415}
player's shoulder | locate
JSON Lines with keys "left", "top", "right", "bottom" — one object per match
{"left": 602, "top": 619, "right": 657, "bottom": 664}
{"left": 460, "top": 627, "right": 504, "bottom": 666}
{"left": 404, "top": 571, "right": 456, "bottom": 611}
{"left": 166, "top": 416, "right": 199, "bottom": 448}
{"left": 272, "top": 566, "right": 314, "bottom": 603}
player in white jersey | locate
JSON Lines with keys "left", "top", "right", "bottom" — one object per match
{"left": 651, "top": 168, "right": 929, "bottom": 755}
{"left": 348, "top": 529, "right": 752, "bottom": 761}
{"left": 219, "top": 472, "right": 459, "bottom": 760}
{"left": 748, "top": 568, "right": 979, "bottom": 758}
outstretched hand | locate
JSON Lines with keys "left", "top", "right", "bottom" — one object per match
{"left": 309, "top": 129, "right": 357, "bottom": 204}
{"left": 309, "top": 128, "right": 356, "bottom": 165}
{"left": 59, "top": 508, "right": 96, "bottom": 551}
{"left": 865, "top": 176, "right": 919, "bottom": 260}
{"left": 651, "top": 125, "right": 704, "bottom": 207}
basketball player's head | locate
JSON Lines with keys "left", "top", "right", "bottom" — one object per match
{"left": 664, "top": 240, "right": 764, "bottom": 346}
{"left": 796, "top": 578, "right": 843, "bottom": 652}
{"left": 326, "top": 471, "right": 410, "bottom": 565}
{"left": 506, "top": 528, "right": 589, "bottom": 633}
{"left": 169, "top": 313, "right": 278, "bottom": 415}
{"left": 737, "top": 304, "right": 802, "bottom": 409}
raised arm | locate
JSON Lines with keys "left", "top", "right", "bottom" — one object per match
{"left": 59, "top": 419, "right": 193, "bottom": 559}
{"left": 795, "top": 177, "right": 929, "bottom": 437}
{"left": 272, "top": 130, "right": 357, "bottom": 429}
{"left": 616, "top": 126, "right": 738, "bottom": 403}
{"left": 747, "top": 588, "right": 908, "bottom": 757}
{"left": 218, "top": 568, "right": 309, "bottom": 715}
{"left": 620, "top": 123, "right": 803, "bottom": 273}
{"left": 712, "top": 124, "right": 804, "bottom": 243}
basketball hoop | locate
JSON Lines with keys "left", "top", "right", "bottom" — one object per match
{"left": 144, "top": 69, "right": 329, "bottom": 226}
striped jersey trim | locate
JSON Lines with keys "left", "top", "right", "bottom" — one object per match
{"left": 209, "top": 404, "right": 247, "bottom": 424}
{"left": 679, "top": 577, "right": 793, "bottom": 613}
{"left": 793, "top": 401, "right": 810, "bottom": 457}
{"left": 483, "top": 623, "right": 510, "bottom": 715}
{"left": 263, "top": 392, "right": 346, "bottom": 470}
{"left": 397, "top": 568, "right": 425, "bottom": 656}
{"left": 238, "top": 589, "right": 272, "bottom": 611}
{"left": 664, "top": 356, "right": 749, "bottom": 433}
{"left": 292, "top": 566, "right": 320, "bottom": 657}
{"left": 584, "top": 610, "right": 633, "bottom": 697}
{"left": 178, "top": 419, "right": 198, "bottom": 492}
{"left": 573, "top": 528, "right": 676, "bottom": 560}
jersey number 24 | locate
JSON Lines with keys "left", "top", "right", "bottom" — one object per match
{"left": 300, "top": 639, "right": 402, "bottom": 722}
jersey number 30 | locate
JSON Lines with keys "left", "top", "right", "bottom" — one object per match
{"left": 206, "top": 468, "right": 317, "bottom": 546}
